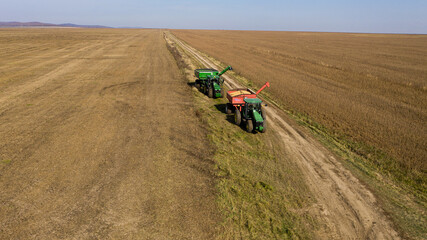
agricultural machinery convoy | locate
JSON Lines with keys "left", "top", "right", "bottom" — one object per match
{"left": 194, "top": 66, "right": 232, "bottom": 98}
{"left": 226, "top": 82, "right": 270, "bottom": 133}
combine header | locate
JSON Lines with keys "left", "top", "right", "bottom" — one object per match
{"left": 225, "top": 82, "right": 270, "bottom": 133}
{"left": 194, "top": 66, "right": 232, "bottom": 98}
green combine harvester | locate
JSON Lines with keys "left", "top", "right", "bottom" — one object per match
{"left": 194, "top": 66, "right": 232, "bottom": 98}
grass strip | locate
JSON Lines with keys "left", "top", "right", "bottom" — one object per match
{"left": 165, "top": 34, "right": 317, "bottom": 239}
{"left": 196, "top": 44, "right": 427, "bottom": 240}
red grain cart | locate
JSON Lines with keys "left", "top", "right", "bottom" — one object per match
{"left": 225, "top": 82, "right": 270, "bottom": 133}
{"left": 225, "top": 82, "right": 270, "bottom": 114}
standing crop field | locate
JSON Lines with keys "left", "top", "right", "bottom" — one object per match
{"left": 172, "top": 30, "right": 427, "bottom": 180}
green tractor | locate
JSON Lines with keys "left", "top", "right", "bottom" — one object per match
{"left": 226, "top": 82, "right": 270, "bottom": 133}
{"left": 194, "top": 66, "right": 232, "bottom": 98}
{"left": 234, "top": 98, "right": 267, "bottom": 133}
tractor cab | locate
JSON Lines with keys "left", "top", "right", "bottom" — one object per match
{"left": 244, "top": 98, "right": 262, "bottom": 111}
{"left": 243, "top": 98, "right": 263, "bottom": 120}
{"left": 206, "top": 74, "right": 222, "bottom": 82}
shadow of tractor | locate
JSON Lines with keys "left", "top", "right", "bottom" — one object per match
{"left": 214, "top": 103, "right": 249, "bottom": 132}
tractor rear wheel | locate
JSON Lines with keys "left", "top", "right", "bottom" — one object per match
{"left": 225, "top": 103, "right": 233, "bottom": 114}
{"left": 246, "top": 119, "right": 254, "bottom": 133}
{"left": 261, "top": 120, "right": 267, "bottom": 133}
{"left": 208, "top": 88, "right": 213, "bottom": 98}
{"left": 234, "top": 110, "right": 241, "bottom": 125}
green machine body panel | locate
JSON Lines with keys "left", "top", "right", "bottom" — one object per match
{"left": 252, "top": 109, "right": 264, "bottom": 123}
{"left": 252, "top": 110, "right": 264, "bottom": 131}
{"left": 242, "top": 97, "right": 266, "bottom": 132}
{"left": 213, "top": 82, "right": 222, "bottom": 98}
{"left": 194, "top": 66, "right": 232, "bottom": 98}
{"left": 195, "top": 68, "right": 218, "bottom": 80}
{"left": 244, "top": 98, "right": 263, "bottom": 104}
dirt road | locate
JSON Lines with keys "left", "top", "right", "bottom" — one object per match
{"left": 0, "top": 29, "right": 218, "bottom": 239}
{"left": 169, "top": 33, "right": 401, "bottom": 239}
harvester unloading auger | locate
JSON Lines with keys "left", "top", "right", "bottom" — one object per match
{"left": 194, "top": 66, "right": 232, "bottom": 98}
{"left": 225, "top": 82, "right": 270, "bottom": 133}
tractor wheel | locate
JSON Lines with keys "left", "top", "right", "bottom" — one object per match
{"left": 261, "top": 107, "right": 267, "bottom": 120}
{"left": 261, "top": 120, "right": 267, "bottom": 133}
{"left": 225, "top": 103, "right": 233, "bottom": 114}
{"left": 234, "top": 110, "right": 241, "bottom": 125}
{"left": 195, "top": 82, "right": 200, "bottom": 90}
{"left": 208, "top": 88, "right": 213, "bottom": 98}
{"left": 221, "top": 88, "right": 225, "bottom": 98}
{"left": 246, "top": 120, "right": 254, "bottom": 133}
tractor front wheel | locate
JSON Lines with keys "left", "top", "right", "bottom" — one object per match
{"left": 208, "top": 88, "right": 213, "bottom": 98}
{"left": 234, "top": 110, "right": 241, "bottom": 125}
{"left": 195, "top": 82, "right": 200, "bottom": 90}
{"left": 246, "top": 120, "right": 254, "bottom": 133}
{"left": 261, "top": 120, "right": 267, "bottom": 133}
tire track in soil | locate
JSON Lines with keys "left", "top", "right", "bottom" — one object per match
{"left": 0, "top": 29, "right": 219, "bottom": 239}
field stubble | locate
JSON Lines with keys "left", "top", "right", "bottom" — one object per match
{"left": 165, "top": 36, "right": 318, "bottom": 239}
{"left": 171, "top": 30, "right": 427, "bottom": 239}
{"left": 171, "top": 30, "right": 427, "bottom": 186}
{"left": 0, "top": 28, "right": 219, "bottom": 239}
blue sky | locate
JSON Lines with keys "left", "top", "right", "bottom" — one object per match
{"left": 1, "top": 0, "right": 426, "bottom": 33}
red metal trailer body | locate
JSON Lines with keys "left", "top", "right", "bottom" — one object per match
{"left": 225, "top": 82, "right": 270, "bottom": 113}
{"left": 227, "top": 89, "right": 256, "bottom": 105}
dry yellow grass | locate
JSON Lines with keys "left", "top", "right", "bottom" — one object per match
{"left": 172, "top": 30, "right": 427, "bottom": 178}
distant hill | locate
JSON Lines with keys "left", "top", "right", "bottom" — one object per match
{"left": 58, "top": 23, "right": 111, "bottom": 28}
{"left": 0, "top": 21, "right": 111, "bottom": 28}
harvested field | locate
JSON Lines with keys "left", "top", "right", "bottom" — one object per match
{"left": 0, "top": 29, "right": 219, "bottom": 239}
{"left": 171, "top": 30, "right": 427, "bottom": 178}
{"left": 168, "top": 33, "right": 405, "bottom": 239}
{"left": 0, "top": 27, "right": 423, "bottom": 239}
